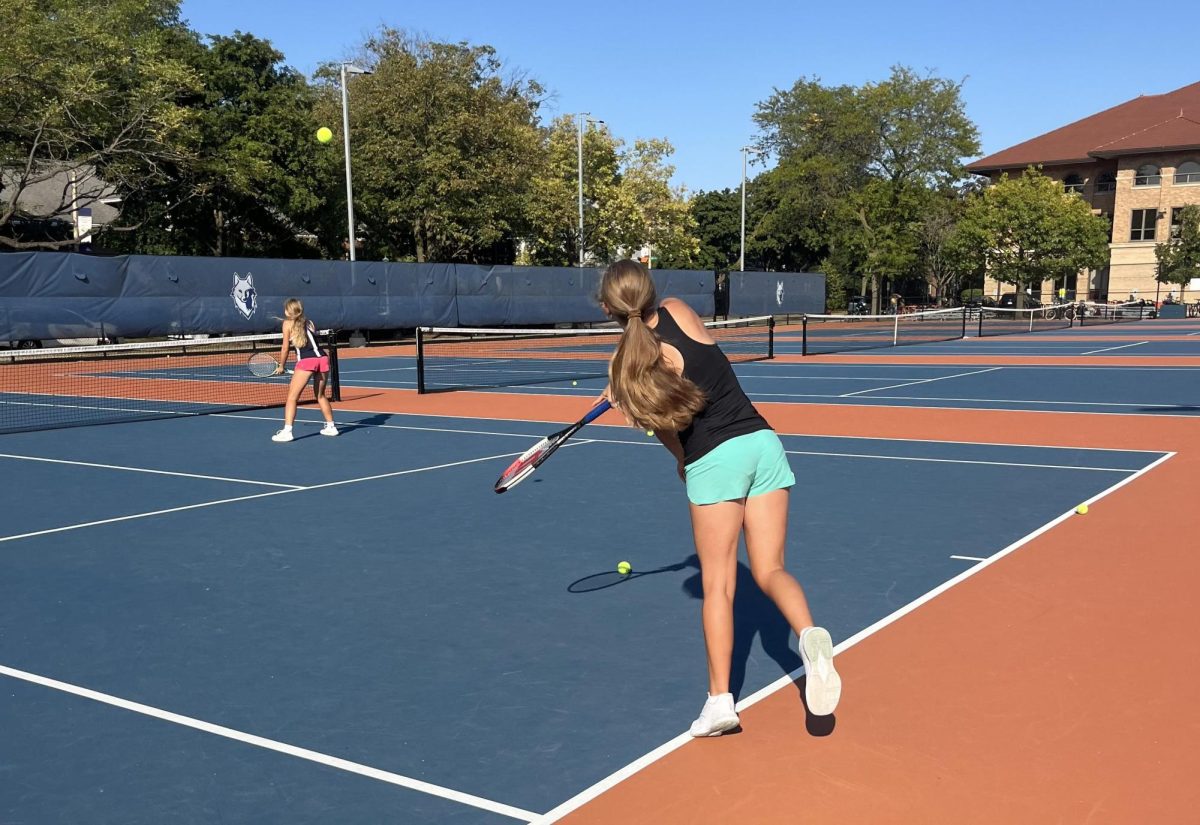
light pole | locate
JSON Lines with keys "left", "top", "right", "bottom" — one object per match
{"left": 740, "top": 146, "right": 764, "bottom": 271}
{"left": 341, "top": 63, "right": 371, "bottom": 261}
{"left": 577, "top": 112, "right": 604, "bottom": 266}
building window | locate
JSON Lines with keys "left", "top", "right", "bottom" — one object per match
{"left": 1095, "top": 172, "right": 1116, "bottom": 192}
{"left": 1130, "top": 208, "right": 1157, "bottom": 241}
{"left": 1134, "top": 164, "right": 1161, "bottom": 186}
{"left": 1175, "top": 160, "right": 1200, "bottom": 184}
{"left": 1063, "top": 174, "right": 1084, "bottom": 193}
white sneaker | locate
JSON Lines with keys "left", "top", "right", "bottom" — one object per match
{"left": 271, "top": 428, "right": 293, "bottom": 443}
{"left": 320, "top": 423, "right": 339, "bottom": 437}
{"left": 799, "top": 626, "right": 841, "bottom": 716}
{"left": 689, "top": 692, "right": 739, "bottom": 737}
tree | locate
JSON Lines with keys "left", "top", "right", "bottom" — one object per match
{"left": 691, "top": 189, "right": 740, "bottom": 271}
{"left": 1155, "top": 205, "right": 1200, "bottom": 302}
{"left": 0, "top": 0, "right": 199, "bottom": 249}
{"left": 110, "top": 32, "right": 335, "bottom": 257}
{"left": 524, "top": 119, "right": 696, "bottom": 267}
{"left": 754, "top": 66, "right": 980, "bottom": 312}
{"left": 337, "top": 30, "right": 546, "bottom": 263}
{"left": 953, "top": 168, "right": 1111, "bottom": 303}
{"left": 919, "top": 190, "right": 972, "bottom": 304}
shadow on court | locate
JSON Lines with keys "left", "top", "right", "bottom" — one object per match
{"left": 571, "top": 554, "right": 806, "bottom": 701}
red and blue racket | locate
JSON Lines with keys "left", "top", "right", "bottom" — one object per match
{"left": 494, "top": 400, "right": 611, "bottom": 493}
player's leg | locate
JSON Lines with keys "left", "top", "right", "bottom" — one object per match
{"left": 272, "top": 368, "right": 312, "bottom": 442}
{"left": 687, "top": 498, "right": 744, "bottom": 735}
{"left": 310, "top": 371, "right": 338, "bottom": 435}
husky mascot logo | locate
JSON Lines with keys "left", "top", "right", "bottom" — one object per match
{"left": 231, "top": 272, "right": 258, "bottom": 320}
{"left": 775, "top": 280, "right": 785, "bottom": 307}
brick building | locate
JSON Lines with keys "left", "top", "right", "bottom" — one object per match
{"left": 966, "top": 80, "right": 1200, "bottom": 303}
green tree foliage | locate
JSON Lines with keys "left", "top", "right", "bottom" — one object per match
{"left": 1155, "top": 205, "right": 1200, "bottom": 300}
{"left": 337, "top": 30, "right": 546, "bottom": 263}
{"left": 0, "top": 0, "right": 199, "bottom": 248}
{"left": 951, "top": 169, "right": 1110, "bottom": 301}
{"left": 113, "top": 32, "right": 334, "bottom": 257}
{"left": 524, "top": 118, "right": 696, "bottom": 267}
{"left": 690, "top": 189, "right": 740, "bottom": 271}
{"left": 753, "top": 66, "right": 980, "bottom": 310}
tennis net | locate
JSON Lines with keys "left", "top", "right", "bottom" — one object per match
{"left": 0, "top": 332, "right": 340, "bottom": 435}
{"left": 800, "top": 308, "right": 967, "bottom": 355}
{"left": 1076, "top": 301, "right": 1149, "bottom": 326}
{"left": 416, "top": 316, "right": 774, "bottom": 393}
{"left": 976, "top": 306, "right": 1074, "bottom": 337}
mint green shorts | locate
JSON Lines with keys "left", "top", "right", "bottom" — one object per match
{"left": 684, "top": 429, "right": 795, "bottom": 505}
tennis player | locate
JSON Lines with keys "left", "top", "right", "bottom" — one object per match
{"left": 271, "top": 298, "right": 338, "bottom": 442}
{"left": 598, "top": 260, "right": 840, "bottom": 735}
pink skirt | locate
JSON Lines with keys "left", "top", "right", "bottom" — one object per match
{"left": 295, "top": 356, "right": 330, "bottom": 373}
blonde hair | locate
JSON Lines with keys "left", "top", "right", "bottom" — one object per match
{"left": 600, "top": 260, "right": 705, "bottom": 432}
{"left": 282, "top": 298, "right": 309, "bottom": 348}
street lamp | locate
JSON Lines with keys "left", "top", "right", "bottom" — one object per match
{"left": 577, "top": 112, "right": 605, "bottom": 266}
{"left": 341, "top": 63, "right": 371, "bottom": 261}
{"left": 740, "top": 146, "right": 764, "bottom": 271}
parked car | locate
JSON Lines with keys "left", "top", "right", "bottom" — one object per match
{"left": 847, "top": 295, "right": 870, "bottom": 315}
{"left": 998, "top": 293, "right": 1042, "bottom": 309}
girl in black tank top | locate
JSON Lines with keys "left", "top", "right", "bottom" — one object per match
{"left": 599, "top": 260, "right": 841, "bottom": 734}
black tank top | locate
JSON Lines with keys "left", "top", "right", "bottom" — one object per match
{"left": 653, "top": 305, "right": 769, "bottom": 464}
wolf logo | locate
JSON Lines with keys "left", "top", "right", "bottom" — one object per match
{"left": 776, "top": 280, "right": 785, "bottom": 307}
{"left": 231, "top": 272, "right": 258, "bottom": 320}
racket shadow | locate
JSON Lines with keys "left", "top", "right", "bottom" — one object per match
{"left": 567, "top": 557, "right": 696, "bottom": 593}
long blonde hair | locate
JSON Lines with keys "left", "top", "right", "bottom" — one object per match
{"left": 282, "top": 298, "right": 309, "bottom": 348}
{"left": 600, "top": 260, "right": 706, "bottom": 432}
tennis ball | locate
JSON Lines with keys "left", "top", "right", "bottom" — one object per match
{"left": 1076, "top": 504, "right": 1089, "bottom": 515}
{"left": 316, "top": 126, "right": 333, "bottom": 143}
{"left": 617, "top": 561, "right": 632, "bottom": 575}
{"left": 571, "top": 380, "right": 577, "bottom": 386}
{"left": 646, "top": 430, "right": 654, "bottom": 437}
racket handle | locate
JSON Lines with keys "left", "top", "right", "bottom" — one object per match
{"left": 581, "top": 399, "right": 611, "bottom": 425}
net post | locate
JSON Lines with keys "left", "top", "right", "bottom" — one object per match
{"left": 326, "top": 330, "right": 341, "bottom": 402}
{"left": 1028, "top": 309, "right": 1034, "bottom": 333}
{"left": 801, "top": 315, "right": 808, "bottom": 357}
{"left": 892, "top": 314, "right": 899, "bottom": 346}
{"left": 768, "top": 316, "right": 775, "bottom": 359}
{"left": 416, "top": 326, "right": 427, "bottom": 394}
{"left": 960, "top": 306, "right": 967, "bottom": 339}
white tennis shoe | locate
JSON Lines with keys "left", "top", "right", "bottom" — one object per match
{"left": 320, "top": 423, "right": 339, "bottom": 437}
{"left": 799, "top": 626, "right": 841, "bottom": 716}
{"left": 689, "top": 692, "right": 740, "bottom": 737}
{"left": 271, "top": 428, "right": 293, "bottom": 442}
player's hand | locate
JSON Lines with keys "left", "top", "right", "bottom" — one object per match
{"left": 676, "top": 461, "right": 686, "bottom": 483}
{"left": 594, "top": 385, "right": 614, "bottom": 408}
{"left": 273, "top": 365, "right": 285, "bottom": 376}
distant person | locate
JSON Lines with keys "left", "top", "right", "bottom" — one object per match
{"left": 272, "top": 298, "right": 338, "bottom": 442}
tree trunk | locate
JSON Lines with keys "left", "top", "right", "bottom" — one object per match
{"left": 870, "top": 274, "right": 881, "bottom": 315}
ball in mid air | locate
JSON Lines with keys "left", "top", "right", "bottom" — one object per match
{"left": 316, "top": 126, "right": 333, "bottom": 143}
{"left": 617, "top": 561, "right": 632, "bottom": 575}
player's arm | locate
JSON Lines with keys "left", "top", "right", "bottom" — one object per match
{"left": 276, "top": 321, "right": 291, "bottom": 374}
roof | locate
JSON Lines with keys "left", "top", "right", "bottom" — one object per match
{"left": 967, "top": 80, "right": 1200, "bottom": 173}
{"left": 1, "top": 165, "right": 120, "bottom": 224}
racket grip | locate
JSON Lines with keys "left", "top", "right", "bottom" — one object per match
{"left": 581, "top": 399, "right": 611, "bottom": 425}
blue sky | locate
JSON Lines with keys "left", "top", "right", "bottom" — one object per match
{"left": 180, "top": 0, "right": 1197, "bottom": 194}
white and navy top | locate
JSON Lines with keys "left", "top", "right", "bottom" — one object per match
{"left": 295, "top": 322, "right": 324, "bottom": 360}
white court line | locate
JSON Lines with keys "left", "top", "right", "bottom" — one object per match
{"left": 950, "top": 555, "right": 986, "bottom": 562}
{"left": 838, "top": 367, "right": 1002, "bottom": 397}
{"left": 1081, "top": 341, "right": 1149, "bottom": 355}
{"left": 0, "top": 453, "right": 301, "bottom": 488}
{"left": 781, "top": 450, "right": 1136, "bottom": 473}
{"left": 0, "top": 664, "right": 539, "bottom": 822}
{"left": 533, "top": 450, "right": 1176, "bottom": 824}
{"left": 0, "top": 450, "right": 530, "bottom": 545}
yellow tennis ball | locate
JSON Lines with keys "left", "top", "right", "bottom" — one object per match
{"left": 1076, "top": 504, "right": 1089, "bottom": 515}
{"left": 316, "top": 126, "right": 333, "bottom": 143}
{"left": 646, "top": 430, "right": 654, "bottom": 436}
{"left": 571, "top": 380, "right": 577, "bottom": 386}
{"left": 617, "top": 561, "right": 632, "bottom": 575}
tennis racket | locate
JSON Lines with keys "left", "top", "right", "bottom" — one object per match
{"left": 248, "top": 352, "right": 282, "bottom": 377}
{"left": 494, "top": 400, "right": 611, "bottom": 493}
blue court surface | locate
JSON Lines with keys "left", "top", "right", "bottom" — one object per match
{"left": 0, "top": 406, "right": 1169, "bottom": 823}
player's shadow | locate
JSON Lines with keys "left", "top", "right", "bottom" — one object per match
{"left": 678, "top": 558, "right": 803, "bottom": 700}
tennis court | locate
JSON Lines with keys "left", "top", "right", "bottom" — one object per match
{"left": 3, "top": 314, "right": 1199, "bottom": 823}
